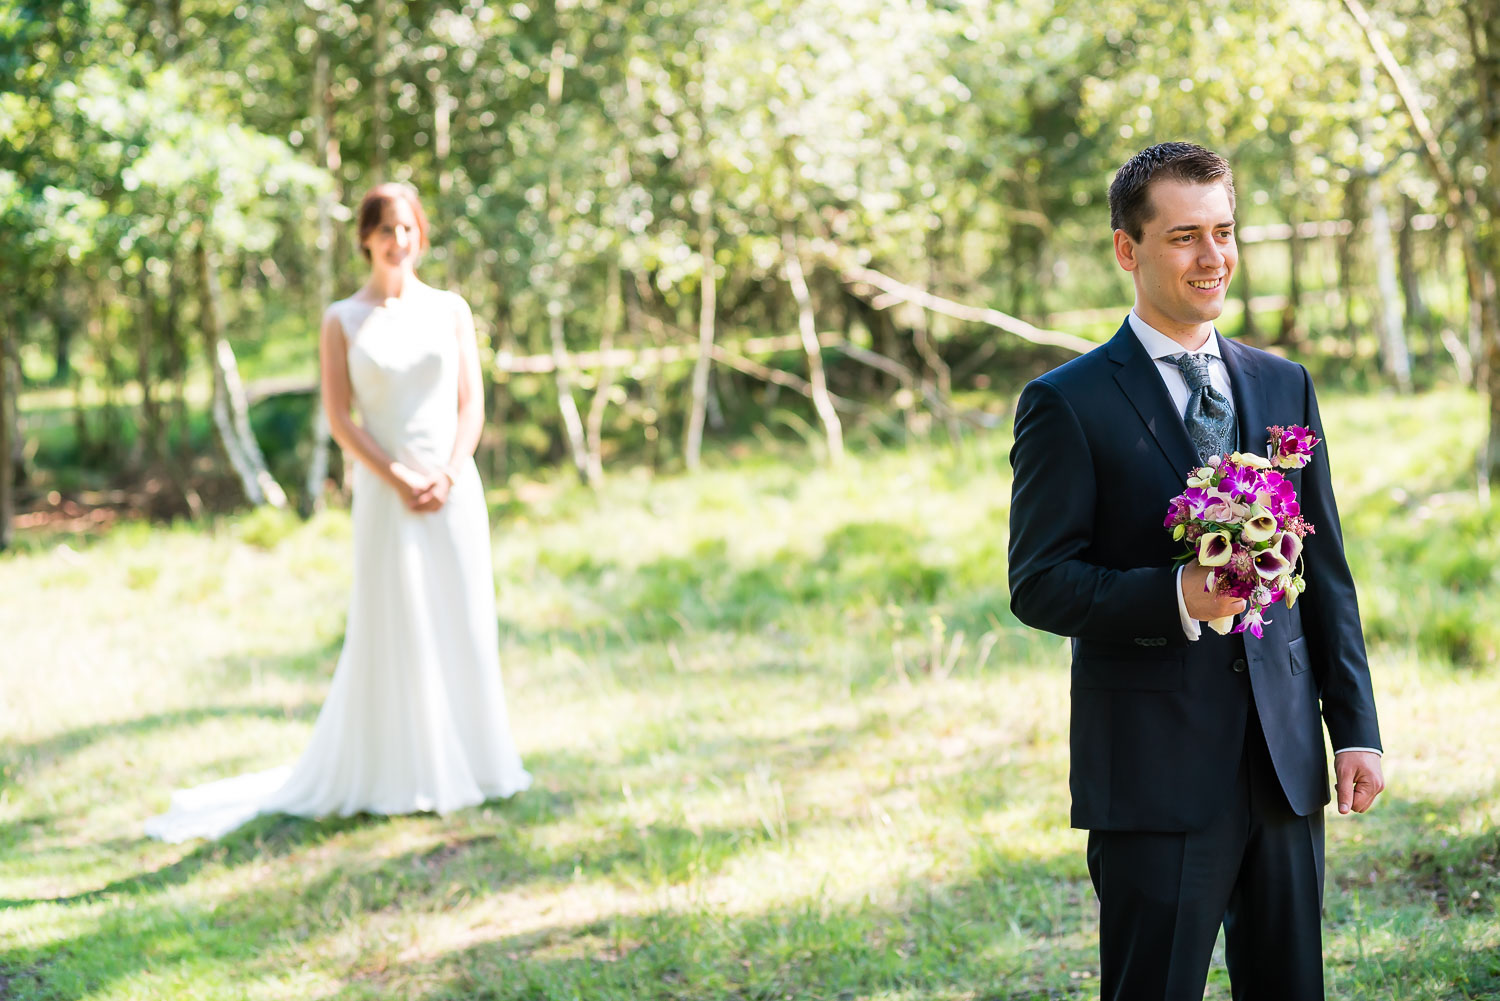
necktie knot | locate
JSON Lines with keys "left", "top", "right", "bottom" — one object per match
{"left": 1170, "top": 352, "right": 1213, "bottom": 391}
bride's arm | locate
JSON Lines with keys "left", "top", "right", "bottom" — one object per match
{"left": 443, "top": 294, "right": 485, "bottom": 475}
{"left": 319, "top": 306, "right": 433, "bottom": 507}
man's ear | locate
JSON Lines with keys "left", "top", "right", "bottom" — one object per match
{"left": 1113, "top": 229, "right": 1138, "bottom": 272}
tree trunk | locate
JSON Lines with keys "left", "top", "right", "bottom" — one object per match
{"left": 543, "top": 38, "right": 588, "bottom": 482}
{"left": 782, "top": 226, "right": 843, "bottom": 466}
{"left": 136, "top": 268, "right": 163, "bottom": 460}
{"left": 1237, "top": 244, "right": 1258, "bottom": 342}
{"left": 487, "top": 276, "right": 512, "bottom": 483}
{"left": 195, "top": 237, "right": 287, "bottom": 508}
{"left": 684, "top": 182, "right": 716, "bottom": 471}
{"left": 1397, "top": 194, "right": 1426, "bottom": 328}
{"left": 909, "top": 238, "right": 959, "bottom": 442}
{"left": 547, "top": 308, "right": 590, "bottom": 482}
{"left": 1464, "top": 0, "right": 1500, "bottom": 481}
{"left": 153, "top": 0, "right": 179, "bottom": 58}
{"left": 165, "top": 251, "right": 190, "bottom": 462}
{"left": 1344, "top": 0, "right": 1500, "bottom": 475}
{"left": 0, "top": 315, "right": 16, "bottom": 550}
{"left": 370, "top": 0, "right": 388, "bottom": 176}
{"left": 585, "top": 251, "right": 623, "bottom": 487}
{"left": 1368, "top": 172, "right": 1412, "bottom": 392}
{"left": 1280, "top": 207, "right": 1303, "bottom": 345}
{"left": 304, "top": 32, "right": 336, "bottom": 516}
{"left": 1338, "top": 177, "right": 1365, "bottom": 339}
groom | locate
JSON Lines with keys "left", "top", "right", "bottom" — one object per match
{"left": 1007, "top": 142, "right": 1384, "bottom": 1000}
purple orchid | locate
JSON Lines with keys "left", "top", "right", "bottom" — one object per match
{"left": 1269, "top": 425, "right": 1320, "bottom": 469}
{"left": 1259, "top": 470, "right": 1300, "bottom": 519}
{"left": 1233, "top": 604, "right": 1269, "bottom": 639}
{"left": 1219, "top": 463, "right": 1263, "bottom": 504}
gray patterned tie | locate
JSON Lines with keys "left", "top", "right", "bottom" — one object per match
{"left": 1169, "top": 353, "right": 1235, "bottom": 463}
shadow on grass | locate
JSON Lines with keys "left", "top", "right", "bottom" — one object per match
{"left": 1, "top": 701, "right": 323, "bottom": 780}
{"left": 325, "top": 855, "right": 1097, "bottom": 1001}
{"left": 4, "top": 826, "right": 1095, "bottom": 1001}
{"left": 1326, "top": 789, "right": 1500, "bottom": 922}
{"left": 8, "top": 728, "right": 1497, "bottom": 1000}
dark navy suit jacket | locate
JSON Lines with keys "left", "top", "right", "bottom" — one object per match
{"left": 1008, "top": 318, "right": 1382, "bottom": 832}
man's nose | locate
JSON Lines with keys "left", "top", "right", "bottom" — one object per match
{"left": 1199, "top": 239, "right": 1225, "bottom": 269}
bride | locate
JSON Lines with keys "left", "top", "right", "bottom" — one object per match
{"left": 146, "top": 183, "right": 531, "bottom": 841}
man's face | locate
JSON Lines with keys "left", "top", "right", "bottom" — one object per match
{"left": 1113, "top": 179, "right": 1237, "bottom": 345}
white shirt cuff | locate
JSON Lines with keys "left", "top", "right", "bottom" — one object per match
{"left": 1334, "top": 747, "right": 1382, "bottom": 756}
{"left": 1176, "top": 565, "right": 1202, "bottom": 642}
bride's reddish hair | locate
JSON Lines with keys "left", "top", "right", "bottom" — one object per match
{"left": 356, "top": 182, "right": 430, "bottom": 260}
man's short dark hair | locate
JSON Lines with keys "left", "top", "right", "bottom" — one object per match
{"left": 1108, "top": 142, "right": 1235, "bottom": 241}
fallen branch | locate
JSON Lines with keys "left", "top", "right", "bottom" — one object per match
{"left": 709, "top": 343, "right": 864, "bottom": 414}
{"left": 841, "top": 264, "right": 1096, "bottom": 355}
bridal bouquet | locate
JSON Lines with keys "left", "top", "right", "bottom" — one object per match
{"left": 1162, "top": 426, "right": 1321, "bottom": 638}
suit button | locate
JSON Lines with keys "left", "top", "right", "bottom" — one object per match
{"left": 1232, "top": 658, "right": 1247, "bottom": 673}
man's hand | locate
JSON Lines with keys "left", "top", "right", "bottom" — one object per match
{"left": 1334, "top": 750, "right": 1385, "bottom": 815}
{"left": 1181, "top": 562, "right": 1248, "bottom": 622}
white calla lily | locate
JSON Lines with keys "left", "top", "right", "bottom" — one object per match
{"left": 1242, "top": 511, "right": 1278, "bottom": 543}
{"left": 1198, "top": 531, "right": 1232, "bottom": 567}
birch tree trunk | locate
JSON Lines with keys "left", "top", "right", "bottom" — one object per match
{"left": 782, "top": 226, "right": 843, "bottom": 466}
{"left": 544, "top": 38, "right": 589, "bottom": 482}
{"left": 585, "top": 251, "right": 623, "bottom": 487}
{"left": 684, "top": 181, "right": 716, "bottom": 471}
{"left": 196, "top": 238, "right": 287, "bottom": 508}
{"left": 1368, "top": 171, "right": 1412, "bottom": 392}
{"left": 1344, "top": 0, "right": 1500, "bottom": 478}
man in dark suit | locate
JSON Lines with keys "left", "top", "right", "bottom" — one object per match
{"left": 1007, "top": 142, "right": 1385, "bottom": 1000}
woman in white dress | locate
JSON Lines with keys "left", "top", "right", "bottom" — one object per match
{"left": 146, "top": 183, "right": 531, "bottom": 842}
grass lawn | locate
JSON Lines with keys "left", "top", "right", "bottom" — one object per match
{"left": 3, "top": 389, "right": 1499, "bottom": 1000}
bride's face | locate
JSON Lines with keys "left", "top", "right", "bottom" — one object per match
{"left": 364, "top": 198, "right": 422, "bottom": 272}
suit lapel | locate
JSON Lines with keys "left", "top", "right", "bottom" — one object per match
{"left": 1217, "top": 333, "right": 1271, "bottom": 458}
{"left": 1106, "top": 319, "right": 1199, "bottom": 476}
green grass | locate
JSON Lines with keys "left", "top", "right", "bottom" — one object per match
{"left": 3, "top": 391, "right": 1499, "bottom": 1000}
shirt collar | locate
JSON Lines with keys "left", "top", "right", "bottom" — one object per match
{"left": 1128, "top": 309, "right": 1222, "bottom": 362}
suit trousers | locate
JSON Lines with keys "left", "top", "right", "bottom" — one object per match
{"left": 1086, "top": 690, "right": 1326, "bottom": 1001}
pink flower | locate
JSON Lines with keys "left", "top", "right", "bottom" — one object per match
{"left": 1269, "top": 425, "right": 1320, "bottom": 469}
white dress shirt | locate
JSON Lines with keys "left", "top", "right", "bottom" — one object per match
{"left": 1128, "top": 310, "right": 1231, "bottom": 645}
{"left": 1130, "top": 311, "right": 1380, "bottom": 759}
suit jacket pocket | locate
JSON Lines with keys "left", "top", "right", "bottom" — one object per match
{"left": 1072, "top": 651, "right": 1186, "bottom": 692}
{"left": 1288, "top": 634, "right": 1311, "bottom": 675}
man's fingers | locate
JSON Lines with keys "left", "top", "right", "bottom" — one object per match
{"left": 1351, "top": 772, "right": 1384, "bottom": 813}
{"left": 1335, "top": 772, "right": 1354, "bottom": 815}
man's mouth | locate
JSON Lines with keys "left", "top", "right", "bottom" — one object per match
{"left": 1188, "top": 277, "right": 1223, "bottom": 290}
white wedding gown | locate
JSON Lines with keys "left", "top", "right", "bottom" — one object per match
{"left": 146, "top": 288, "right": 532, "bottom": 842}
